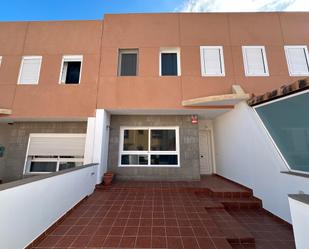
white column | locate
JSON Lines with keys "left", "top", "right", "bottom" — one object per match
{"left": 289, "top": 196, "right": 309, "bottom": 249}
{"left": 84, "top": 117, "right": 95, "bottom": 165}
{"left": 91, "top": 109, "right": 110, "bottom": 184}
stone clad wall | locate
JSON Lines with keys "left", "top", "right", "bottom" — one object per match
{"left": 0, "top": 122, "right": 87, "bottom": 183}
{"left": 108, "top": 115, "right": 200, "bottom": 180}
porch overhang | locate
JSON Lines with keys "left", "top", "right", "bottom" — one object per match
{"left": 0, "top": 109, "right": 12, "bottom": 115}
{"left": 182, "top": 85, "right": 250, "bottom": 107}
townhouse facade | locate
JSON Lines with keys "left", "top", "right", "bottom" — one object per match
{"left": 0, "top": 13, "right": 308, "bottom": 203}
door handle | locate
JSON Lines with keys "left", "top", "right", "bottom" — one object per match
{"left": 200, "top": 155, "right": 204, "bottom": 158}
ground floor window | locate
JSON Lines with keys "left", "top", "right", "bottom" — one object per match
{"left": 119, "top": 127, "right": 179, "bottom": 167}
{"left": 24, "top": 134, "right": 86, "bottom": 174}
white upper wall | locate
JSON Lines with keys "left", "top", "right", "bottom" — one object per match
{"left": 213, "top": 101, "right": 309, "bottom": 223}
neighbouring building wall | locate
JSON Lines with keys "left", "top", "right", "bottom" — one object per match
{"left": 108, "top": 115, "right": 200, "bottom": 180}
{"left": 213, "top": 101, "right": 309, "bottom": 223}
{"left": 0, "top": 124, "right": 10, "bottom": 181}
{"left": 0, "top": 122, "right": 87, "bottom": 182}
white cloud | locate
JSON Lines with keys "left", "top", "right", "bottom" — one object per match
{"left": 179, "top": 0, "right": 309, "bottom": 12}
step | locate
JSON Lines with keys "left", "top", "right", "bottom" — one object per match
{"left": 207, "top": 208, "right": 256, "bottom": 245}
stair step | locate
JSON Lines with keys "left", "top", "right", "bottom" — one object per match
{"left": 208, "top": 208, "right": 255, "bottom": 245}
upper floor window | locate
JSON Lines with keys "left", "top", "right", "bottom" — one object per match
{"left": 118, "top": 49, "right": 138, "bottom": 76}
{"left": 200, "top": 46, "right": 225, "bottom": 76}
{"left": 160, "top": 48, "right": 181, "bottom": 76}
{"left": 18, "top": 56, "right": 42, "bottom": 85}
{"left": 242, "top": 46, "right": 269, "bottom": 76}
{"left": 59, "top": 55, "right": 83, "bottom": 84}
{"left": 284, "top": 46, "right": 309, "bottom": 76}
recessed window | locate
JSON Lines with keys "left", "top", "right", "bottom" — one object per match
{"left": 242, "top": 46, "right": 269, "bottom": 76}
{"left": 160, "top": 48, "right": 181, "bottom": 76}
{"left": 119, "top": 127, "right": 180, "bottom": 167}
{"left": 24, "top": 134, "right": 86, "bottom": 174}
{"left": 59, "top": 55, "right": 83, "bottom": 84}
{"left": 284, "top": 46, "right": 309, "bottom": 76}
{"left": 255, "top": 91, "right": 309, "bottom": 174}
{"left": 200, "top": 46, "right": 225, "bottom": 76}
{"left": 18, "top": 56, "right": 42, "bottom": 85}
{"left": 118, "top": 49, "right": 138, "bottom": 76}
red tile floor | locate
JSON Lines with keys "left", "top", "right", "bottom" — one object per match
{"left": 32, "top": 176, "right": 295, "bottom": 249}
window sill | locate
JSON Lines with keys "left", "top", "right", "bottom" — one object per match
{"left": 281, "top": 171, "right": 309, "bottom": 178}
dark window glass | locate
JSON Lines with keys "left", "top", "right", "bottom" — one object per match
{"left": 59, "top": 162, "right": 82, "bottom": 171}
{"left": 161, "top": 53, "right": 178, "bottom": 76}
{"left": 121, "top": 155, "right": 148, "bottom": 165}
{"left": 151, "top": 130, "right": 176, "bottom": 151}
{"left": 256, "top": 92, "right": 309, "bottom": 172}
{"left": 30, "top": 162, "right": 57, "bottom": 172}
{"left": 119, "top": 51, "right": 138, "bottom": 76}
{"left": 65, "top": 61, "right": 81, "bottom": 84}
{"left": 151, "top": 155, "right": 178, "bottom": 165}
{"left": 123, "top": 129, "right": 148, "bottom": 151}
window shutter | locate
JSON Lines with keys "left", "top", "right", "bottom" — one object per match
{"left": 27, "top": 134, "right": 86, "bottom": 156}
{"left": 286, "top": 47, "right": 309, "bottom": 75}
{"left": 244, "top": 47, "right": 267, "bottom": 75}
{"left": 201, "top": 47, "right": 224, "bottom": 76}
{"left": 121, "top": 53, "right": 137, "bottom": 76}
{"left": 19, "top": 57, "right": 42, "bottom": 84}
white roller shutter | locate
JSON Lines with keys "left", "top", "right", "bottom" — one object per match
{"left": 243, "top": 46, "right": 268, "bottom": 76}
{"left": 285, "top": 46, "right": 309, "bottom": 76}
{"left": 27, "top": 134, "right": 86, "bottom": 156}
{"left": 200, "top": 46, "right": 225, "bottom": 76}
{"left": 18, "top": 56, "right": 42, "bottom": 84}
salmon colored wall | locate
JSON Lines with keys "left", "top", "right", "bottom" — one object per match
{"left": 0, "top": 20, "right": 102, "bottom": 119}
{"left": 98, "top": 12, "right": 309, "bottom": 110}
{"left": 0, "top": 13, "right": 309, "bottom": 118}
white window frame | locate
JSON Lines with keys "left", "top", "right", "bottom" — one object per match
{"left": 200, "top": 46, "right": 225, "bottom": 77}
{"left": 118, "top": 49, "right": 139, "bottom": 76}
{"left": 23, "top": 133, "right": 86, "bottom": 174}
{"left": 242, "top": 46, "right": 269, "bottom": 77}
{"left": 17, "top": 56, "right": 42, "bottom": 85}
{"left": 253, "top": 89, "right": 309, "bottom": 175}
{"left": 159, "top": 48, "right": 181, "bottom": 76}
{"left": 59, "top": 55, "right": 83, "bottom": 84}
{"left": 284, "top": 45, "right": 309, "bottom": 76}
{"left": 0, "top": 56, "right": 2, "bottom": 67}
{"left": 119, "top": 126, "right": 180, "bottom": 167}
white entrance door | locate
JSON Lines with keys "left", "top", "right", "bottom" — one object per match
{"left": 199, "top": 130, "right": 213, "bottom": 175}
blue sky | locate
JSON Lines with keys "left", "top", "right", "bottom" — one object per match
{"left": 1, "top": 0, "right": 309, "bottom": 21}
{"left": 0, "top": 0, "right": 184, "bottom": 21}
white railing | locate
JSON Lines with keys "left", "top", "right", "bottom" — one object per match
{"left": 0, "top": 164, "right": 98, "bottom": 249}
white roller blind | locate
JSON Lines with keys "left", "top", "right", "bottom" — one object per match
{"left": 27, "top": 134, "right": 86, "bottom": 156}
{"left": 243, "top": 47, "right": 268, "bottom": 76}
{"left": 18, "top": 56, "right": 42, "bottom": 84}
{"left": 201, "top": 46, "right": 224, "bottom": 76}
{"left": 285, "top": 46, "right": 309, "bottom": 76}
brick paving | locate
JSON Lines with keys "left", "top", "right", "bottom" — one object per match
{"left": 31, "top": 176, "right": 295, "bottom": 249}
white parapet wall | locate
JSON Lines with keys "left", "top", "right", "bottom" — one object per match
{"left": 289, "top": 195, "right": 309, "bottom": 249}
{"left": 0, "top": 164, "right": 97, "bottom": 249}
{"left": 213, "top": 101, "right": 309, "bottom": 223}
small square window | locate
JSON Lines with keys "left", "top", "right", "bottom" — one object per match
{"left": 118, "top": 49, "right": 138, "bottom": 76}
{"left": 242, "top": 46, "right": 269, "bottom": 76}
{"left": 200, "top": 46, "right": 225, "bottom": 76}
{"left": 18, "top": 56, "right": 42, "bottom": 85}
{"left": 284, "top": 46, "right": 309, "bottom": 76}
{"left": 160, "top": 48, "right": 181, "bottom": 76}
{"left": 60, "top": 55, "right": 83, "bottom": 84}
